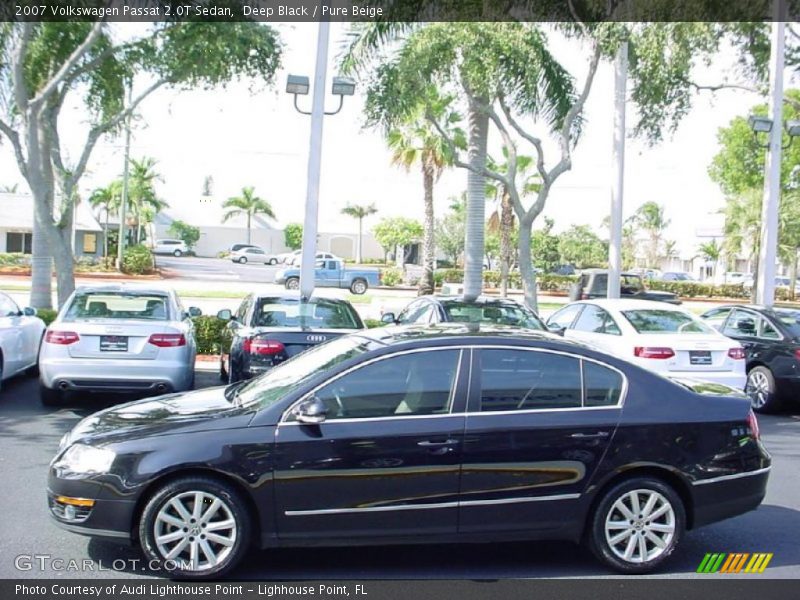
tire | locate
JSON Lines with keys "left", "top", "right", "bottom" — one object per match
{"left": 745, "top": 366, "right": 781, "bottom": 413}
{"left": 40, "top": 383, "right": 63, "bottom": 407}
{"left": 350, "top": 278, "right": 368, "bottom": 295}
{"left": 268, "top": 258, "right": 278, "bottom": 265}
{"left": 239, "top": 257, "right": 247, "bottom": 264}
{"left": 285, "top": 277, "right": 300, "bottom": 291}
{"left": 587, "top": 477, "right": 685, "bottom": 574}
{"left": 219, "top": 355, "right": 228, "bottom": 382}
{"left": 138, "top": 476, "right": 251, "bottom": 580}
{"left": 173, "top": 250, "right": 183, "bottom": 257}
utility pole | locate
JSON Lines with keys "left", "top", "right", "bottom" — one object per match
{"left": 116, "top": 81, "right": 132, "bottom": 269}
{"left": 608, "top": 41, "right": 628, "bottom": 300}
{"left": 755, "top": 1, "right": 786, "bottom": 307}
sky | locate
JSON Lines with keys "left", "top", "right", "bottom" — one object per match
{"left": 1, "top": 23, "right": 797, "bottom": 259}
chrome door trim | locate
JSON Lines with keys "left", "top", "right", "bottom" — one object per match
{"left": 691, "top": 466, "right": 771, "bottom": 486}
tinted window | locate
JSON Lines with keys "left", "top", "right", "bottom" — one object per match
{"left": 622, "top": 309, "right": 713, "bottom": 334}
{"left": 583, "top": 361, "right": 623, "bottom": 407}
{"left": 548, "top": 304, "right": 584, "bottom": 329}
{"left": 723, "top": 309, "right": 759, "bottom": 338}
{"left": 774, "top": 309, "right": 800, "bottom": 338}
{"left": 0, "top": 293, "right": 20, "bottom": 317}
{"left": 573, "top": 305, "right": 619, "bottom": 335}
{"left": 760, "top": 319, "right": 781, "bottom": 340}
{"left": 252, "top": 297, "right": 361, "bottom": 329}
{"left": 620, "top": 275, "right": 644, "bottom": 293}
{"left": 64, "top": 292, "right": 170, "bottom": 321}
{"left": 479, "top": 349, "right": 582, "bottom": 411}
{"left": 235, "top": 296, "right": 251, "bottom": 322}
{"left": 702, "top": 307, "right": 732, "bottom": 331}
{"left": 312, "top": 350, "right": 460, "bottom": 419}
{"left": 442, "top": 301, "right": 544, "bottom": 329}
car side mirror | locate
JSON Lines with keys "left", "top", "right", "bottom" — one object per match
{"left": 22, "top": 307, "right": 37, "bottom": 317}
{"left": 187, "top": 307, "right": 202, "bottom": 317}
{"left": 380, "top": 312, "right": 396, "bottom": 324}
{"left": 546, "top": 322, "right": 566, "bottom": 336}
{"left": 292, "top": 396, "right": 328, "bottom": 424}
{"left": 217, "top": 309, "right": 233, "bottom": 322}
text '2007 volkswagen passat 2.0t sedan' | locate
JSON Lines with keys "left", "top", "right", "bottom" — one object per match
{"left": 48, "top": 325, "right": 770, "bottom": 578}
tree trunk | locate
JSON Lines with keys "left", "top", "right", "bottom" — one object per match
{"left": 27, "top": 114, "right": 55, "bottom": 310}
{"left": 518, "top": 215, "right": 537, "bottom": 311}
{"left": 463, "top": 96, "right": 489, "bottom": 302}
{"left": 790, "top": 248, "right": 798, "bottom": 301}
{"left": 356, "top": 217, "right": 363, "bottom": 264}
{"left": 499, "top": 188, "right": 513, "bottom": 298}
{"left": 419, "top": 163, "right": 435, "bottom": 296}
{"left": 103, "top": 209, "right": 109, "bottom": 259}
{"left": 246, "top": 213, "right": 251, "bottom": 245}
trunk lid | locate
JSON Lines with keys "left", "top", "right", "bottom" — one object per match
{"left": 64, "top": 320, "right": 180, "bottom": 360}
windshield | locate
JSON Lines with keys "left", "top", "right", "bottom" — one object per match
{"left": 774, "top": 309, "right": 800, "bottom": 338}
{"left": 64, "top": 292, "right": 171, "bottom": 321}
{"left": 251, "top": 297, "right": 362, "bottom": 329}
{"left": 442, "top": 301, "right": 545, "bottom": 329}
{"left": 621, "top": 309, "right": 714, "bottom": 334}
{"left": 235, "top": 335, "right": 373, "bottom": 409}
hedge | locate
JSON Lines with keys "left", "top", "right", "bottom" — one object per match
{"left": 647, "top": 280, "right": 751, "bottom": 300}
{"left": 191, "top": 315, "right": 226, "bottom": 355}
{"left": 121, "top": 245, "right": 155, "bottom": 275}
{"left": 37, "top": 308, "right": 58, "bottom": 326}
{"left": 432, "top": 269, "right": 578, "bottom": 292}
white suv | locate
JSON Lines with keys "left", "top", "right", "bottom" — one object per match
{"left": 153, "top": 239, "right": 188, "bottom": 257}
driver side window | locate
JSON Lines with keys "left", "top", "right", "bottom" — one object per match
{"left": 312, "top": 350, "right": 461, "bottom": 419}
{"left": 478, "top": 349, "right": 582, "bottom": 411}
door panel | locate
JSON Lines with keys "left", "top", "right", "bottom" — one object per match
{"left": 273, "top": 348, "right": 467, "bottom": 540}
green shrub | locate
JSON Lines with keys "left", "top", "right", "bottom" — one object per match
{"left": 121, "top": 245, "right": 154, "bottom": 275}
{"left": 0, "top": 252, "right": 29, "bottom": 266}
{"left": 364, "top": 318, "right": 384, "bottom": 329}
{"left": 380, "top": 267, "right": 404, "bottom": 287}
{"left": 37, "top": 308, "right": 58, "bottom": 326}
{"left": 192, "top": 315, "right": 227, "bottom": 354}
{"left": 647, "top": 280, "right": 750, "bottom": 299}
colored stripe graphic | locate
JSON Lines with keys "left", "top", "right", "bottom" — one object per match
{"left": 698, "top": 553, "right": 773, "bottom": 574}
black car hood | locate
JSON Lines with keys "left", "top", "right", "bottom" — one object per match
{"left": 65, "top": 387, "right": 256, "bottom": 446}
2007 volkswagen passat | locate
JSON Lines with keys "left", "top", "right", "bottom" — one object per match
{"left": 48, "top": 325, "right": 770, "bottom": 578}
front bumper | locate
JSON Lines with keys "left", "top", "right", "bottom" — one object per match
{"left": 40, "top": 357, "right": 193, "bottom": 393}
{"left": 47, "top": 481, "right": 136, "bottom": 543}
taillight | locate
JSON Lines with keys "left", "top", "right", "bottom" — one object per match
{"left": 244, "top": 338, "right": 285, "bottom": 355}
{"left": 580, "top": 293, "right": 589, "bottom": 300}
{"left": 147, "top": 333, "right": 186, "bottom": 347}
{"left": 794, "top": 349, "right": 800, "bottom": 361}
{"left": 634, "top": 346, "right": 675, "bottom": 359}
{"left": 45, "top": 330, "right": 80, "bottom": 345}
{"left": 728, "top": 347, "right": 746, "bottom": 360}
{"left": 747, "top": 409, "right": 760, "bottom": 440}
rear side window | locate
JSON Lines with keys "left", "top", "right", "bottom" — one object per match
{"left": 583, "top": 361, "right": 624, "bottom": 407}
{"left": 478, "top": 349, "right": 582, "bottom": 411}
{"left": 64, "top": 293, "right": 170, "bottom": 321}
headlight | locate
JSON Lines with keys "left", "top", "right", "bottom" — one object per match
{"left": 53, "top": 444, "right": 115, "bottom": 475}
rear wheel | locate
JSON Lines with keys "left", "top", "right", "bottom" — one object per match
{"left": 219, "top": 355, "right": 228, "bottom": 382}
{"left": 139, "top": 476, "right": 251, "bottom": 579}
{"left": 40, "top": 383, "right": 63, "bottom": 407}
{"left": 285, "top": 277, "right": 300, "bottom": 291}
{"left": 173, "top": 249, "right": 183, "bottom": 257}
{"left": 746, "top": 366, "right": 781, "bottom": 413}
{"left": 588, "top": 477, "right": 684, "bottom": 574}
{"left": 268, "top": 258, "right": 278, "bottom": 265}
{"left": 238, "top": 257, "right": 247, "bottom": 264}
{"left": 350, "top": 278, "right": 368, "bottom": 295}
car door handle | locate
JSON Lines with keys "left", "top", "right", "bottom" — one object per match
{"left": 570, "top": 431, "right": 610, "bottom": 439}
{"left": 417, "top": 439, "right": 459, "bottom": 447}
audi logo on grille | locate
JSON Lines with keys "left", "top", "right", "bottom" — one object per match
{"left": 306, "top": 335, "right": 327, "bottom": 342}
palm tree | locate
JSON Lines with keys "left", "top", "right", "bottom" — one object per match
{"left": 0, "top": 183, "right": 18, "bottom": 193}
{"left": 88, "top": 182, "right": 122, "bottom": 259}
{"left": 697, "top": 239, "right": 722, "bottom": 281}
{"left": 127, "top": 157, "right": 165, "bottom": 244}
{"left": 341, "top": 203, "right": 377, "bottom": 264}
{"left": 722, "top": 190, "right": 763, "bottom": 301}
{"left": 222, "top": 186, "right": 276, "bottom": 244}
{"left": 632, "top": 202, "right": 670, "bottom": 268}
{"left": 388, "top": 102, "right": 463, "bottom": 294}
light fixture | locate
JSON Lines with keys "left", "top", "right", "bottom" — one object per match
{"left": 331, "top": 76, "right": 356, "bottom": 97}
{"left": 286, "top": 74, "right": 310, "bottom": 95}
{"left": 785, "top": 119, "right": 800, "bottom": 138}
{"left": 748, "top": 115, "right": 773, "bottom": 134}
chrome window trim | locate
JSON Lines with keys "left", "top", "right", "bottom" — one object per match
{"left": 284, "top": 492, "right": 581, "bottom": 516}
{"left": 279, "top": 347, "right": 466, "bottom": 424}
{"left": 691, "top": 466, "right": 771, "bottom": 486}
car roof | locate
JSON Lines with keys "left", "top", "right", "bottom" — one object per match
{"left": 432, "top": 295, "right": 528, "bottom": 307}
{"left": 357, "top": 322, "right": 569, "bottom": 348}
{"left": 576, "top": 298, "right": 687, "bottom": 312}
{"left": 249, "top": 293, "right": 353, "bottom": 305}
{"left": 705, "top": 304, "right": 800, "bottom": 317}
{"left": 74, "top": 284, "right": 174, "bottom": 296}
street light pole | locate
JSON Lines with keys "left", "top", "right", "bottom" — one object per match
{"left": 608, "top": 41, "right": 628, "bottom": 300}
{"left": 116, "top": 81, "right": 132, "bottom": 269}
{"left": 299, "top": 20, "right": 330, "bottom": 301}
{"left": 755, "top": 1, "right": 786, "bottom": 307}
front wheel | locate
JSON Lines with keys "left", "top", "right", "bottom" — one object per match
{"left": 746, "top": 366, "right": 781, "bottom": 413}
{"left": 285, "top": 277, "right": 300, "bottom": 291}
{"left": 238, "top": 257, "right": 247, "bottom": 264}
{"left": 587, "top": 477, "right": 685, "bottom": 574}
{"left": 139, "top": 476, "right": 251, "bottom": 579}
{"left": 268, "top": 258, "right": 278, "bottom": 265}
{"left": 173, "top": 250, "right": 183, "bottom": 257}
{"left": 350, "top": 278, "right": 368, "bottom": 295}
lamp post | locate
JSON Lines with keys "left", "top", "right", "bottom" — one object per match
{"left": 286, "top": 27, "right": 355, "bottom": 300}
{"left": 608, "top": 41, "right": 628, "bottom": 300}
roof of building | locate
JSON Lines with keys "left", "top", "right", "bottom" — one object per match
{"left": 0, "top": 193, "right": 102, "bottom": 232}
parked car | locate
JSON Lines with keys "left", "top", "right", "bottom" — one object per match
{"left": 229, "top": 243, "right": 260, "bottom": 253}
{"left": 287, "top": 251, "right": 338, "bottom": 266}
{"left": 569, "top": 269, "right": 681, "bottom": 304}
{"left": 660, "top": 271, "right": 695, "bottom": 282}
{"left": 553, "top": 264, "right": 576, "bottom": 276}
{"left": 152, "top": 239, "right": 188, "bottom": 257}
{"left": 700, "top": 304, "right": 800, "bottom": 412}
{"left": 38, "top": 286, "right": 201, "bottom": 405}
{"left": 0, "top": 291, "right": 45, "bottom": 391}
{"left": 48, "top": 324, "right": 769, "bottom": 578}
{"left": 275, "top": 258, "right": 380, "bottom": 295}
{"left": 381, "top": 295, "right": 546, "bottom": 330}
{"left": 743, "top": 275, "right": 798, "bottom": 293}
{"left": 546, "top": 299, "right": 746, "bottom": 390}
{"left": 279, "top": 250, "right": 302, "bottom": 264}
{"left": 724, "top": 272, "right": 753, "bottom": 286}
{"left": 230, "top": 247, "right": 269, "bottom": 264}
{"left": 217, "top": 294, "right": 364, "bottom": 383}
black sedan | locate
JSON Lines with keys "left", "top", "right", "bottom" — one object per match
{"left": 700, "top": 304, "right": 800, "bottom": 412}
{"left": 381, "top": 295, "right": 546, "bottom": 329}
{"left": 48, "top": 325, "right": 769, "bottom": 578}
{"left": 217, "top": 294, "right": 364, "bottom": 383}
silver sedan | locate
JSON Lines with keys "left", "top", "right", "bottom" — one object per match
{"left": 38, "top": 285, "right": 200, "bottom": 406}
{"left": 0, "top": 291, "right": 45, "bottom": 391}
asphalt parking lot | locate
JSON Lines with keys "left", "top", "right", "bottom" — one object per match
{"left": 1, "top": 370, "right": 799, "bottom": 580}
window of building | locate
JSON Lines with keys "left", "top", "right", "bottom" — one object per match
{"left": 82, "top": 233, "right": 97, "bottom": 254}
{"left": 6, "top": 232, "right": 32, "bottom": 254}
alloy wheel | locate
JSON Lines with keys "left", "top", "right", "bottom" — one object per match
{"left": 604, "top": 489, "right": 676, "bottom": 564}
{"left": 153, "top": 490, "right": 237, "bottom": 571}
{"left": 745, "top": 371, "right": 770, "bottom": 409}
